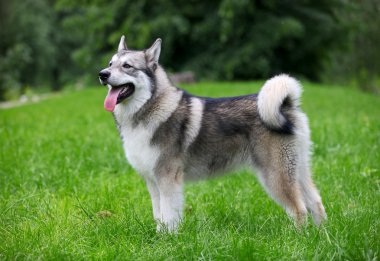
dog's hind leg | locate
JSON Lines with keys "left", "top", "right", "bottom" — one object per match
{"left": 253, "top": 142, "right": 308, "bottom": 227}
{"left": 298, "top": 169, "right": 327, "bottom": 226}
{"left": 295, "top": 123, "right": 327, "bottom": 226}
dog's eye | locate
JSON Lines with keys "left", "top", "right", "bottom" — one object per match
{"left": 123, "top": 63, "right": 132, "bottom": 69}
{"left": 109, "top": 62, "right": 112, "bottom": 67}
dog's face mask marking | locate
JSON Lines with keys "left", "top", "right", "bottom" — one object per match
{"left": 99, "top": 36, "right": 162, "bottom": 112}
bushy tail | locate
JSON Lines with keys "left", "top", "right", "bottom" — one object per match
{"left": 257, "top": 74, "right": 302, "bottom": 134}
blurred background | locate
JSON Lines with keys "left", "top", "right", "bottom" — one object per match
{"left": 0, "top": 0, "right": 379, "bottom": 101}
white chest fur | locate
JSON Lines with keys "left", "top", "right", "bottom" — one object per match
{"left": 113, "top": 102, "right": 161, "bottom": 177}
{"left": 112, "top": 84, "right": 183, "bottom": 177}
{"left": 119, "top": 123, "right": 161, "bottom": 176}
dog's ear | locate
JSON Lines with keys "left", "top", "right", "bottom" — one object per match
{"left": 145, "top": 38, "right": 161, "bottom": 70}
{"left": 118, "top": 35, "right": 127, "bottom": 52}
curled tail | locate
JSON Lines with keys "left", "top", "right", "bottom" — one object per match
{"left": 257, "top": 74, "right": 302, "bottom": 134}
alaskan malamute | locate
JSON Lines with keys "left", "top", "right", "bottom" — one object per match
{"left": 98, "top": 36, "right": 327, "bottom": 232}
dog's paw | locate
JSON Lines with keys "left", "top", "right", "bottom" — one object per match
{"left": 156, "top": 221, "right": 179, "bottom": 234}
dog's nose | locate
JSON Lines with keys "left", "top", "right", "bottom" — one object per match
{"left": 99, "top": 70, "right": 110, "bottom": 83}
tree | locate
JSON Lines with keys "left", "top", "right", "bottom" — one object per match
{"left": 0, "top": 0, "right": 57, "bottom": 99}
{"left": 1, "top": 0, "right": 364, "bottom": 100}
{"left": 325, "top": 0, "right": 380, "bottom": 92}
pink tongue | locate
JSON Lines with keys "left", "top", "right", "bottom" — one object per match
{"left": 104, "top": 88, "right": 123, "bottom": 112}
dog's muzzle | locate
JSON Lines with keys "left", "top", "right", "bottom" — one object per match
{"left": 99, "top": 70, "right": 110, "bottom": 85}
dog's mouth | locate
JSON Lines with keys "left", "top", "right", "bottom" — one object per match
{"left": 104, "top": 83, "right": 135, "bottom": 112}
{"left": 115, "top": 83, "right": 135, "bottom": 104}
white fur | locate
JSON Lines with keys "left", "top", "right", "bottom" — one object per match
{"left": 120, "top": 123, "right": 161, "bottom": 176}
{"left": 145, "top": 178, "right": 161, "bottom": 221}
{"left": 145, "top": 166, "right": 184, "bottom": 232}
{"left": 257, "top": 74, "right": 302, "bottom": 129}
{"left": 158, "top": 183, "right": 183, "bottom": 232}
{"left": 293, "top": 111, "right": 326, "bottom": 224}
{"left": 184, "top": 97, "right": 204, "bottom": 149}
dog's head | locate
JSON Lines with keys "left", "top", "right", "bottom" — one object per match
{"left": 99, "top": 36, "right": 161, "bottom": 112}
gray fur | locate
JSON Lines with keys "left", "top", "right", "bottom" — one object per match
{"left": 99, "top": 37, "right": 327, "bottom": 232}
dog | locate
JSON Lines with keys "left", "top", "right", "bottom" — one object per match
{"left": 98, "top": 36, "right": 327, "bottom": 232}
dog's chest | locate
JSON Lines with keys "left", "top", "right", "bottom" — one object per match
{"left": 119, "top": 124, "right": 161, "bottom": 176}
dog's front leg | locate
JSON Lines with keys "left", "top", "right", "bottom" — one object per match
{"left": 156, "top": 169, "right": 184, "bottom": 233}
{"left": 144, "top": 177, "right": 161, "bottom": 222}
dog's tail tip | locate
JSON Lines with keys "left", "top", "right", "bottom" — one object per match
{"left": 257, "top": 74, "right": 302, "bottom": 134}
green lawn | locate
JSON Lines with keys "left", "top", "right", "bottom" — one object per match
{"left": 0, "top": 82, "right": 379, "bottom": 260}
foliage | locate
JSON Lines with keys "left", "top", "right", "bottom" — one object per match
{"left": 0, "top": 0, "right": 379, "bottom": 100}
{"left": 324, "top": 0, "right": 380, "bottom": 93}
{"left": 0, "top": 43, "right": 31, "bottom": 100}
{"left": 0, "top": 0, "right": 57, "bottom": 99}
{"left": 0, "top": 82, "right": 379, "bottom": 259}
{"left": 55, "top": 0, "right": 344, "bottom": 81}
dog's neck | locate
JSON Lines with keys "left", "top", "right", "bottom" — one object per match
{"left": 113, "top": 64, "right": 183, "bottom": 129}
{"left": 154, "top": 65, "right": 176, "bottom": 94}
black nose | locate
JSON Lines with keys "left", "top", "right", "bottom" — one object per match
{"left": 99, "top": 70, "right": 110, "bottom": 82}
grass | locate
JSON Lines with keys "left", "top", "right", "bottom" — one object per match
{"left": 0, "top": 82, "right": 379, "bottom": 260}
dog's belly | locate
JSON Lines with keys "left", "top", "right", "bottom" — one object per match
{"left": 183, "top": 150, "right": 248, "bottom": 181}
{"left": 121, "top": 125, "right": 160, "bottom": 177}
